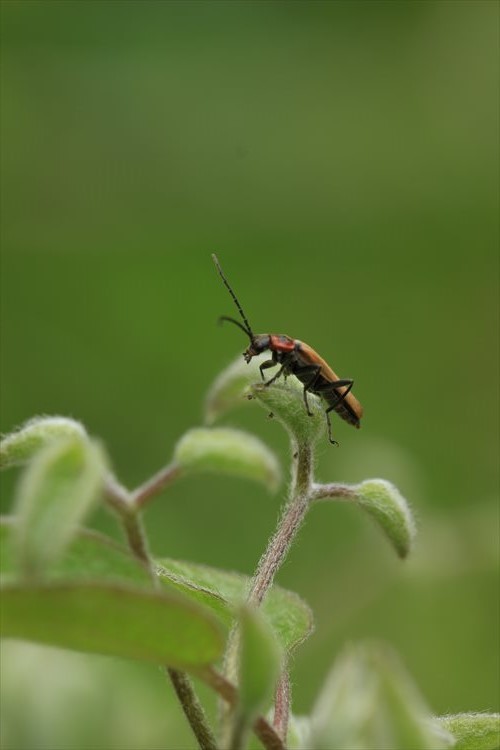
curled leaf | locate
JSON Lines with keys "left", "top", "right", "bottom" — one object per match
{"left": 14, "top": 436, "right": 107, "bottom": 577}
{"left": 437, "top": 713, "right": 500, "bottom": 750}
{"left": 1, "top": 416, "right": 87, "bottom": 469}
{"left": 355, "top": 479, "right": 416, "bottom": 558}
{"left": 174, "top": 427, "right": 281, "bottom": 492}
{"left": 311, "top": 642, "right": 452, "bottom": 750}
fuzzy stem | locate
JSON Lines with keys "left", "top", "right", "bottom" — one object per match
{"left": 244, "top": 439, "right": 312, "bottom": 743}
{"left": 104, "top": 472, "right": 132, "bottom": 514}
{"left": 273, "top": 668, "right": 291, "bottom": 740}
{"left": 221, "top": 439, "right": 314, "bottom": 745}
{"left": 121, "top": 508, "right": 153, "bottom": 568}
{"left": 201, "top": 668, "right": 286, "bottom": 750}
{"left": 104, "top": 475, "right": 153, "bottom": 570}
{"left": 248, "top": 439, "right": 313, "bottom": 605}
{"left": 132, "top": 462, "right": 182, "bottom": 509}
{"left": 310, "top": 482, "right": 357, "bottom": 503}
{"left": 167, "top": 668, "right": 218, "bottom": 750}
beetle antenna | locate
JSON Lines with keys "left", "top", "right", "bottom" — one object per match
{"left": 218, "top": 315, "right": 253, "bottom": 341}
{"left": 212, "top": 254, "right": 254, "bottom": 338}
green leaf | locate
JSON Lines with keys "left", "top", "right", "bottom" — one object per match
{"left": 238, "top": 605, "right": 281, "bottom": 721}
{"left": 438, "top": 713, "right": 500, "bottom": 750}
{"left": 205, "top": 354, "right": 325, "bottom": 445}
{"left": 1, "top": 518, "right": 151, "bottom": 587}
{"left": 250, "top": 379, "right": 325, "bottom": 445}
{"left": 205, "top": 354, "right": 260, "bottom": 423}
{"left": 1, "top": 522, "right": 224, "bottom": 669}
{"left": 174, "top": 427, "right": 281, "bottom": 491}
{"left": 310, "top": 642, "right": 452, "bottom": 750}
{"left": 155, "top": 557, "right": 313, "bottom": 656}
{"left": 13, "top": 436, "right": 107, "bottom": 577}
{"left": 1, "top": 416, "right": 87, "bottom": 469}
{"left": 354, "top": 479, "right": 416, "bottom": 558}
{"left": 0, "top": 582, "right": 224, "bottom": 670}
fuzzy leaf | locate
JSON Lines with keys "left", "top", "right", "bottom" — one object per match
{"left": 438, "top": 713, "right": 500, "bottom": 750}
{"left": 238, "top": 605, "right": 281, "bottom": 721}
{"left": 0, "top": 416, "right": 87, "bottom": 469}
{"left": 310, "top": 642, "right": 452, "bottom": 750}
{"left": 205, "top": 354, "right": 261, "bottom": 423}
{"left": 354, "top": 479, "right": 416, "bottom": 558}
{"left": 155, "top": 557, "right": 313, "bottom": 656}
{"left": 1, "top": 519, "right": 151, "bottom": 587}
{"left": 174, "top": 427, "right": 281, "bottom": 491}
{"left": 13, "top": 436, "right": 107, "bottom": 577}
{"left": 0, "top": 582, "right": 224, "bottom": 670}
{"left": 250, "top": 379, "right": 325, "bottom": 445}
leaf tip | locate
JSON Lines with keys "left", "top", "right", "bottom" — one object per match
{"left": 174, "top": 427, "right": 281, "bottom": 492}
{"left": 1, "top": 416, "right": 88, "bottom": 470}
{"left": 355, "top": 479, "right": 416, "bottom": 558}
{"left": 13, "top": 434, "right": 107, "bottom": 577}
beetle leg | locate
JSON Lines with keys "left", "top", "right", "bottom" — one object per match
{"left": 325, "top": 411, "right": 339, "bottom": 446}
{"left": 324, "top": 380, "right": 354, "bottom": 445}
{"left": 295, "top": 365, "right": 322, "bottom": 416}
{"left": 263, "top": 363, "right": 286, "bottom": 387}
{"left": 259, "top": 350, "right": 279, "bottom": 382}
{"left": 263, "top": 351, "right": 293, "bottom": 387}
{"left": 259, "top": 359, "right": 277, "bottom": 382}
{"left": 328, "top": 379, "right": 354, "bottom": 409}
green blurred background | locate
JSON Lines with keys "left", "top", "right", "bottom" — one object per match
{"left": 1, "top": 1, "right": 498, "bottom": 747}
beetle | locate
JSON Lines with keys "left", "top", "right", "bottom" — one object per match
{"left": 212, "top": 254, "right": 363, "bottom": 445}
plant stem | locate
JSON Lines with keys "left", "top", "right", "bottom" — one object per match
{"left": 132, "top": 462, "right": 182, "bottom": 509}
{"left": 121, "top": 508, "right": 153, "bottom": 568}
{"left": 273, "top": 668, "right": 291, "bottom": 740}
{"left": 167, "top": 668, "right": 218, "bottom": 750}
{"left": 310, "top": 482, "right": 357, "bottom": 503}
{"left": 201, "top": 667, "right": 286, "bottom": 750}
{"left": 221, "top": 439, "right": 314, "bottom": 745}
{"left": 104, "top": 474, "right": 153, "bottom": 570}
{"left": 103, "top": 472, "right": 132, "bottom": 513}
{"left": 244, "top": 438, "right": 312, "bottom": 744}
{"left": 248, "top": 439, "right": 313, "bottom": 605}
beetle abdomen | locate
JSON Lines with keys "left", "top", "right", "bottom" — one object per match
{"left": 294, "top": 342, "right": 363, "bottom": 428}
{"left": 324, "top": 388, "right": 362, "bottom": 428}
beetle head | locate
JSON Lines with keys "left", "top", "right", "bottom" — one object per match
{"left": 243, "top": 334, "right": 270, "bottom": 363}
